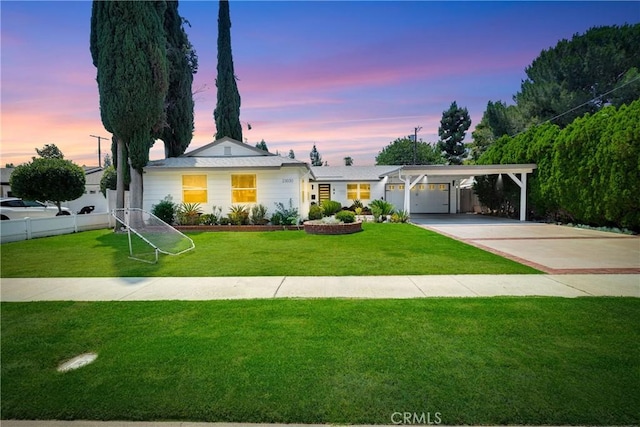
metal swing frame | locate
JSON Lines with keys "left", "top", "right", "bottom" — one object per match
{"left": 111, "top": 208, "right": 195, "bottom": 264}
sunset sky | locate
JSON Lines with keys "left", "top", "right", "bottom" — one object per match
{"left": 1, "top": 1, "right": 638, "bottom": 167}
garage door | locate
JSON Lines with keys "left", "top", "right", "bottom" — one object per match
{"left": 385, "top": 184, "right": 405, "bottom": 211}
{"left": 411, "top": 183, "right": 449, "bottom": 213}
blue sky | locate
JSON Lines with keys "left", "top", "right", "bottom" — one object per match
{"left": 1, "top": 1, "right": 638, "bottom": 167}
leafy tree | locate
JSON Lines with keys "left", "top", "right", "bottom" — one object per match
{"left": 344, "top": 156, "right": 353, "bottom": 166}
{"left": 100, "top": 165, "right": 117, "bottom": 197}
{"left": 255, "top": 139, "right": 269, "bottom": 152}
{"left": 34, "top": 144, "right": 64, "bottom": 160}
{"left": 213, "top": 0, "right": 242, "bottom": 141}
{"left": 437, "top": 101, "right": 471, "bottom": 165}
{"left": 468, "top": 117, "right": 493, "bottom": 162}
{"left": 10, "top": 158, "right": 85, "bottom": 214}
{"left": 468, "top": 101, "right": 529, "bottom": 162}
{"left": 288, "top": 149, "right": 295, "bottom": 159}
{"left": 310, "top": 144, "right": 323, "bottom": 166}
{"left": 161, "top": 0, "right": 198, "bottom": 158}
{"left": 515, "top": 24, "right": 640, "bottom": 127}
{"left": 90, "top": 1, "right": 169, "bottom": 210}
{"left": 376, "top": 137, "right": 444, "bottom": 165}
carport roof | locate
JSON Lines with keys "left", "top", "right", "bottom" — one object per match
{"left": 380, "top": 164, "right": 537, "bottom": 177}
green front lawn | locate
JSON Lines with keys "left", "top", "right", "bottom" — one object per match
{"left": 2, "top": 298, "right": 639, "bottom": 424}
{"left": 0, "top": 223, "right": 539, "bottom": 277}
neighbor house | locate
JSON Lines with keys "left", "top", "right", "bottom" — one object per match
{"left": 143, "top": 137, "right": 537, "bottom": 221}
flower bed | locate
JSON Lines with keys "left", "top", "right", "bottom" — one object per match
{"left": 175, "top": 225, "right": 302, "bottom": 232}
{"left": 303, "top": 220, "right": 363, "bottom": 235}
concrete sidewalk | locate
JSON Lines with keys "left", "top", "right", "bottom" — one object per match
{"left": 1, "top": 274, "right": 638, "bottom": 301}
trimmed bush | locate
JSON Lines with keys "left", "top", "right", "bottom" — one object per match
{"left": 321, "top": 200, "right": 342, "bottom": 216}
{"left": 152, "top": 195, "right": 176, "bottom": 225}
{"left": 308, "top": 204, "right": 323, "bottom": 220}
{"left": 335, "top": 210, "right": 356, "bottom": 223}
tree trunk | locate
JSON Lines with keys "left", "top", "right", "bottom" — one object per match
{"left": 129, "top": 164, "right": 144, "bottom": 210}
{"left": 116, "top": 138, "right": 125, "bottom": 210}
{"left": 115, "top": 137, "right": 125, "bottom": 231}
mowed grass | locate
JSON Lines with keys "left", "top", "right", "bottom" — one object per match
{"left": 0, "top": 223, "right": 539, "bottom": 277}
{"left": 2, "top": 298, "right": 639, "bottom": 425}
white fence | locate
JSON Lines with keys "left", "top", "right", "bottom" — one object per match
{"left": 1, "top": 213, "right": 113, "bottom": 244}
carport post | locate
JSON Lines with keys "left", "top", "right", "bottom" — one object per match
{"left": 507, "top": 172, "right": 528, "bottom": 221}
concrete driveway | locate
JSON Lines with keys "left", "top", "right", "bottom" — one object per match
{"left": 411, "top": 214, "right": 640, "bottom": 274}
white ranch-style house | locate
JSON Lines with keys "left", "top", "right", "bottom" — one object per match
{"left": 143, "top": 137, "right": 536, "bottom": 221}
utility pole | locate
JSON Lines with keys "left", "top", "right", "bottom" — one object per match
{"left": 90, "top": 135, "right": 110, "bottom": 168}
{"left": 413, "top": 126, "right": 422, "bottom": 164}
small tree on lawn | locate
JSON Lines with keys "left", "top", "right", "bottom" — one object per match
{"left": 10, "top": 158, "right": 85, "bottom": 214}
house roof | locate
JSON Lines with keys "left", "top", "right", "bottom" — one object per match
{"left": 147, "top": 156, "right": 309, "bottom": 169}
{"left": 146, "top": 137, "right": 314, "bottom": 176}
{"left": 182, "top": 136, "right": 275, "bottom": 157}
{"left": 311, "top": 166, "right": 400, "bottom": 181}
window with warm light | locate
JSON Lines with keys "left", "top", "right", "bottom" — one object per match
{"left": 347, "top": 183, "right": 371, "bottom": 200}
{"left": 182, "top": 175, "right": 207, "bottom": 203}
{"left": 231, "top": 174, "right": 257, "bottom": 203}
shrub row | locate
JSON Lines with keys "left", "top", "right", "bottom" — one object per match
{"left": 476, "top": 100, "right": 639, "bottom": 230}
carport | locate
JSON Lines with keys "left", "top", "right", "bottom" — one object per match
{"left": 382, "top": 164, "right": 537, "bottom": 221}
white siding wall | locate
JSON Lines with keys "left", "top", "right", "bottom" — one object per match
{"left": 143, "top": 168, "right": 308, "bottom": 219}
{"left": 309, "top": 180, "right": 386, "bottom": 208}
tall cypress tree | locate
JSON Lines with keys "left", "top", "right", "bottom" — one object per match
{"left": 437, "top": 101, "right": 471, "bottom": 165}
{"left": 213, "top": 0, "right": 242, "bottom": 141}
{"left": 161, "top": 0, "right": 198, "bottom": 158}
{"left": 90, "top": 1, "right": 169, "bottom": 209}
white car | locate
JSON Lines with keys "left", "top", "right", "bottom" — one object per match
{"left": 0, "top": 197, "right": 72, "bottom": 220}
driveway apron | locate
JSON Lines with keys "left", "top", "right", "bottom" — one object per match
{"left": 412, "top": 214, "right": 640, "bottom": 274}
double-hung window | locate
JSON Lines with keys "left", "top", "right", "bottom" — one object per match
{"left": 231, "top": 174, "right": 257, "bottom": 203}
{"left": 182, "top": 175, "right": 207, "bottom": 203}
{"left": 347, "top": 183, "right": 371, "bottom": 200}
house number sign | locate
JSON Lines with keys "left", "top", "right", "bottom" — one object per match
{"left": 282, "top": 178, "right": 294, "bottom": 183}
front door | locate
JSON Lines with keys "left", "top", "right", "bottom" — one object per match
{"left": 318, "top": 184, "right": 331, "bottom": 204}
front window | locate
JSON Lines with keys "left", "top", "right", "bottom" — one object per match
{"left": 231, "top": 174, "right": 257, "bottom": 203}
{"left": 347, "top": 183, "right": 371, "bottom": 200}
{"left": 182, "top": 175, "right": 207, "bottom": 203}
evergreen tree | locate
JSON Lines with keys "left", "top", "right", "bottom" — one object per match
{"left": 255, "top": 139, "right": 269, "bottom": 152}
{"left": 90, "top": 1, "right": 169, "bottom": 209}
{"left": 310, "top": 144, "right": 323, "bottom": 166}
{"left": 213, "top": 0, "right": 242, "bottom": 141}
{"left": 437, "top": 101, "right": 471, "bottom": 165}
{"left": 161, "top": 0, "right": 198, "bottom": 158}
{"left": 344, "top": 156, "right": 353, "bottom": 166}
{"left": 515, "top": 24, "right": 640, "bottom": 127}
{"left": 288, "top": 149, "right": 295, "bottom": 159}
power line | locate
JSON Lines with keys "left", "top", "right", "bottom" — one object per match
{"left": 505, "top": 74, "right": 640, "bottom": 139}
{"left": 543, "top": 74, "right": 640, "bottom": 125}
